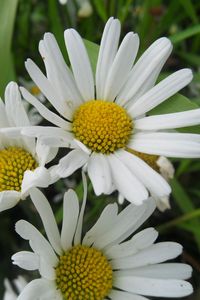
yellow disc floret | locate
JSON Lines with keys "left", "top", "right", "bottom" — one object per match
{"left": 0, "top": 147, "right": 38, "bottom": 192}
{"left": 72, "top": 100, "right": 133, "bottom": 154}
{"left": 56, "top": 244, "right": 113, "bottom": 300}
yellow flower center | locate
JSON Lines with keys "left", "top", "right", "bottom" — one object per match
{"left": 127, "top": 148, "right": 159, "bottom": 171}
{"left": 0, "top": 147, "right": 38, "bottom": 192}
{"left": 72, "top": 100, "right": 133, "bottom": 154}
{"left": 55, "top": 244, "right": 113, "bottom": 300}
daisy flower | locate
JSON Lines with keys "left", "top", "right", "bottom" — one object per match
{"left": 3, "top": 276, "right": 27, "bottom": 300}
{"left": 21, "top": 17, "right": 200, "bottom": 207}
{"left": 12, "top": 182, "right": 193, "bottom": 299}
{"left": 0, "top": 82, "right": 57, "bottom": 212}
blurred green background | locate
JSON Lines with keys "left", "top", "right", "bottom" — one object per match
{"left": 0, "top": 0, "right": 200, "bottom": 299}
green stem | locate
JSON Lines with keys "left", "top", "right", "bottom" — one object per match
{"left": 157, "top": 209, "right": 200, "bottom": 233}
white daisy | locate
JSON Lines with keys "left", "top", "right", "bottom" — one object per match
{"left": 12, "top": 183, "right": 193, "bottom": 299}
{"left": 0, "top": 82, "right": 57, "bottom": 212}
{"left": 20, "top": 17, "right": 200, "bottom": 207}
{"left": 3, "top": 276, "right": 27, "bottom": 300}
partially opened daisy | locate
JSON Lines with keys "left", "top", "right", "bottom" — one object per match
{"left": 3, "top": 276, "right": 27, "bottom": 300}
{"left": 21, "top": 17, "right": 200, "bottom": 208}
{"left": 0, "top": 82, "right": 57, "bottom": 212}
{"left": 12, "top": 183, "right": 193, "bottom": 299}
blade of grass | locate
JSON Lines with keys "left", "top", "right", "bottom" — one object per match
{"left": 170, "top": 177, "right": 200, "bottom": 250}
{"left": 92, "top": 0, "right": 107, "bottom": 22}
{"left": 48, "top": 0, "right": 66, "bottom": 56}
{"left": 178, "top": 0, "right": 199, "bottom": 24}
{"left": 0, "top": 0, "right": 18, "bottom": 96}
{"left": 170, "top": 24, "right": 200, "bottom": 44}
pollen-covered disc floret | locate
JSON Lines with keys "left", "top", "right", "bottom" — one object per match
{"left": 72, "top": 100, "right": 133, "bottom": 154}
{"left": 0, "top": 147, "right": 38, "bottom": 192}
{"left": 55, "top": 244, "right": 113, "bottom": 300}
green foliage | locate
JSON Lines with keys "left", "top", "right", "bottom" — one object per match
{"left": 0, "top": 0, "right": 18, "bottom": 97}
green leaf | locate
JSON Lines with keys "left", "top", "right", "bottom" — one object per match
{"left": 0, "top": 0, "right": 18, "bottom": 97}
{"left": 171, "top": 178, "right": 200, "bottom": 250}
{"left": 84, "top": 39, "right": 99, "bottom": 74}
{"left": 170, "top": 24, "right": 200, "bottom": 44}
{"left": 149, "top": 93, "right": 199, "bottom": 115}
{"left": 149, "top": 93, "right": 200, "bottom": 133}
{"left": 48, "top": 0, "right": 66, "bottom": 57}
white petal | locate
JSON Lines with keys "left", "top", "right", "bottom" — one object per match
{"left": 135, "top": 108, "right": 200, "bottom": 131}
{"left": 61, "top": 189, "right": 80, "bottom": 250}
{"left": 17, "top": 279, "right": 62, "bottom": 300}
{"left": 21, "top": 167, "right": 51, "bottom": 196}
{"left": 14, "top": 276, "right": 28, "bottom": 293}
{"left": 39, "top": 256, "right": 56, "bottom": 280}
{"left": 153, "top": 194, "right": 171, "bottom": 212}
{"left": 156, "top": 156, "right": 175, "bottom": 181}
{"left": 20, "top": 87, "right": 71, "bottom": 130}
{"left": 129, "top": 132, "right": 200, "bottom": 158}
{"left": 103, "top": 32, "right": 139, "bottom": 101}
{"left": 36, "top": 139, "right": 58, "bottom": 165}
{"left": 112, "top": 242, "right": 182, "bottom": 269}
{"left": 0, "top": 97, "right": 9, "bottom": 127}
{"left": 128, "top": 69, "right": 193, "bottom": 118}
{"left": 12, "top": 251, "right": 39, "bottom": 270}
{"left": 93, "top": 199, "right": 156, "bottom": 250}
{"left": 109, "top": 290, "right": 148, "bottom": 300}
{"left": 82, "top": 203, "right": 118, "bottom": 246}
{"left": 25, "top": 59, "right": 71, "bottom": 120}
{"left": 117, "top": 37, "right": 172, "bottom": 106}
{"left": 96, "top": 17, "right": 121, "bottom": 99}
{"left": 107, "top": 153, "right": 148, "bottom": 205}
{"left": 87, "top": 152, "right": 112, "bottom": 195}
{"left": 41, "top": 33, "right": 83, "bottom": 108}
{"left": 30, "top": 188, "right": 62, "bottom": 255}
{"left": 114, "top": 276, "right": 193, "bottom": 298}
{"left": 15, "top": 220, "right": 58, "bottom": 267}
{"left": 74, "top": 171, "right": 87, "bottom": 245}
{"left": 115, "top": 263, "right": 192, "bottom": 280}
{"left": 117, "top": 150, "right": 171, "bottom": 198}
{"left": 64, "top": 29, "right": 94, "bottom": 100}
{"left": 5, "top": 82, "right": 30, "bottom": 127}
{"left": 4, "top": 279, "right": 17, "bottom": 300}
{"left": 21, "top": 126, "right": 72, "bottom": 146}
{"left": 56, "top": 149, "right": 89, "bottom": 178}
{"left": 0, "top": 126, "right": 35, "bottom": 155}
{"left": 105, "top": 228, "right": 158, "bottom": 259}
{"left": 0, "top": 191, "right": 20, "bottom": 212}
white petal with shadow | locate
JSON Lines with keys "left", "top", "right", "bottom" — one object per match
{"left": 96, "top": 17, "right": 121, "bottom": 99}
{"left": 128, "top": 69, "right": 193, "bottom": 118}
{"left": 107, "top": 153, "right": 148, "bottom": 205}
{"left": 87, "top": 152, "right": 112, "bottom": 195}
{"left": 61, "top": 189, "right": 79, "bottom": 250}
{"left": 30, "top": 188, "right": 62, "bottom": 255}
{"left": 64, "top": 29, "right": 94, "bottom": 101}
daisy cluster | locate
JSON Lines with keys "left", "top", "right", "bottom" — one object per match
{"left": 2, "top": 17, "right": 200, "bottom": 299}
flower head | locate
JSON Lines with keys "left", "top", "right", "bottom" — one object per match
{"left": 0, "top": 82, "right": 57, "bottom": 212}
{"left": 12, "top": 182, "right": 193, "bottom": 299}
{"left": 21, "top": 17, "right": 200, "bottom": 208}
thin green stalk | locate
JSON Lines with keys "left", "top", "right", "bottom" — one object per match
{"left": 157, "top": 209, "right": 200, "bottom": 233}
